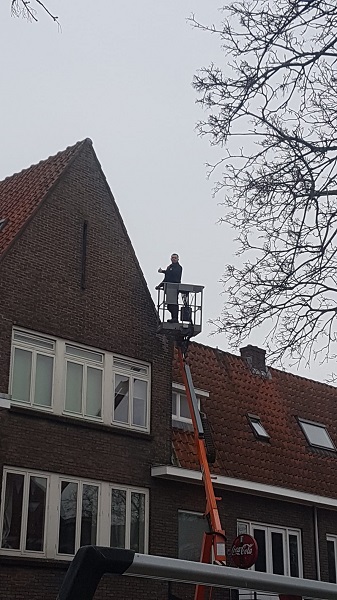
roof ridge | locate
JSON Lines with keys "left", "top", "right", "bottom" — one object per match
{"left": 188, "top": 340, "right": 337, "bottom": 390}
{"left": 0, "top": 138, "right": 92, "bottom": 260}
{"left": 0, "top": 138, "right": 91, "bottom": 187}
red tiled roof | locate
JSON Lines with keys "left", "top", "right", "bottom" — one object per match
{"left": 0, "top": 139, "right": 90, "bottom": 259}
{"left": 172, "top": 342, "right": 337, "bottom": 497}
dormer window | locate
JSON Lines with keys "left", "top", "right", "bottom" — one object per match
{"left": 172, "top": 384, "right": 209, "bottom": 427}
{"left": 247, "top": 414, "right": 270, "bottom": 440}
{"left": 298, "top": 418, "right": 335, "bottom": 451}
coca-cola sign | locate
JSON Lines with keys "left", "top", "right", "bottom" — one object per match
{"left": 231, "top": 534, "right": 258, "bottom": 568}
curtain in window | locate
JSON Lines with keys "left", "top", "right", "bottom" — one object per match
{"left": 65, "top": 362, "right": 83, "bottom": 413}
{"left": 133, "top": 380, "right": 147, "bottom": 427}
{"left": 1, "top": 473, "right": 24, "bottom": 549}
{"left": 110, "top": 489, "right": 126, "bottom": 548}
{"left": 12, "top": 348, "right": 32, "bottom": 403}
{"left": 35, "top": 355, "right": 53, "bottom": 407}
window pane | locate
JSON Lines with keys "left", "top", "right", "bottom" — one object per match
{"left": 180, "top": 395, "right": 191, "bottom": 419}
{"left": 66, "top": 345, "right": 103, "bottom": 363}
{"left": 300, "top": 421, "right": 334, "bottom": 449}
{"left": 26, "top": 476, "right": 47, "bottom": 551}
{"left": 14, "top": 332, "right": 54, "bottom": 350}
{"left": 113, "top": 358, "right": 148, "bottom": 375}
{"left": 130, "top": 492, "right": 145, "bottom": 552}
{"left": 58, "top": 481, "right": 78, "bottom": 554}
{"left": 65, "top": 362, "right": 83, "bottom": 413}
{"left": 133, "top": 379, "right": 147, "bottom": 427}
{"left": 237, "top": 522, "right": 249, "bottom": 535}
{"left": 328, "top": 540, "right": 337, "bottom": 583}
{"left": 34, "top": 354, "right": 53, "bottom": 407}
{"left": 86, "top": 367, "right": 102, "bottom": 418}
{"left": 289, "top": 534, "right": 300, "bottom": 577}
{"left": 114, "top": 374, "right": 129, "bottom": 423}
{"left": 251, "top": 420, "right": 269, "bottom": 438}
{"left": 272, "top": 532, "right": 285, "bottom": 575}
{"left": 1, "top": 473, "right": 24, "bottom": 549}
{"left": 254, "top": 529, "right": 267, "bottom": 572}
{"left": 110, "top": 489, "right": 126, "bottom": 548}
{"left": 80, "top": 485, "right": 98, "bottom": 547}
{"left": 178, "top": 512, "right": 207, "bottom": 561}
{"left": 12, "top": 348, "right": 32, "bottom": 403}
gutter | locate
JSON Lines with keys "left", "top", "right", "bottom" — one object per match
{"left": 151, "top": 465, "right": 337, "bottom": 509}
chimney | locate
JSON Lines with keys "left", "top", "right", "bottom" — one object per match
{"left": 240, "top": 345, "right": 267, "bottom": 374}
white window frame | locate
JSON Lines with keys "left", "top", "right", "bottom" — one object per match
{"left": 9, "top": 328, "right": 151, "bottom": 433}
{"left": 57, "top": 477, "right": 101, "bottom": 558}
{"left": 237, "top": 520, "right": 303, "bottom": 578}
{"left": 327, "top": 534, "right": 337, "bottom": 583}
{"left": 0, "top": 467, "right": 149, "bottom": 560}
{"left": 64, "top": 344, "right": 104, "bottom": 420}
{"left": 0, "top": 468, "right": 50, "bottom": 557}
{"left": 109, "top": 484, "right": 149, "bottom": 552}
{"left": 10, "top": 330, "right": 56, "bottom": 410}
{"left": 112, "top": 356, "right": 151, "bottom": 431}
{"left": 172, "top": 383, "right": 208, "bottom": 424}
{"left": 247, "top": 414, "right": 270, "bottom": 440}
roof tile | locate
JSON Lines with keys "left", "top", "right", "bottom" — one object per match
{"left": 0, "top": 139, "right": 90, "bottom": 258}
{"left": 172, "top": 342, "right": 337, "bottom": 496}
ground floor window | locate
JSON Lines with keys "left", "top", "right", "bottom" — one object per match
{"left": 327, "top": 535, "right": 337, "bottom": 583}
{"left": 178, "top": 510, "right": 209, "bottom": 561}
{"left": 0, "top": 468, "right": 149, "bottom": 560}
{"left": 237, "top": 521, "right": 303, "bottom": 578}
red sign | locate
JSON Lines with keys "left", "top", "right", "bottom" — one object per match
{"left": 231, "top": 534, "right": 258, "bottom": 568}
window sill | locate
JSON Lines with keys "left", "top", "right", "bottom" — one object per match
{"left": 9, "top": 404, "right": 153, "bottom": 441}
{"left": 0, "top": 554, "right": 70, "bottom": 569}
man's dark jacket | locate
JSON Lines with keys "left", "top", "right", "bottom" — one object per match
{"left": 162, "top": 262, "right": 182, "bottom": 284}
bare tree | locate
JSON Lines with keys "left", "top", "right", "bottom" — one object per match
{"left": 11, "top": 0, "right": 59, "bottom": 24}
{"left": 191, "top": 0, "right": 337, "bottom": 366}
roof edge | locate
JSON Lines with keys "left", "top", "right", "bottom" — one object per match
{"left": 151, "top": 465, "right": 337, "bottom": 510}
{"left": 0, "top": 139, "right": 91, "bottom": 265}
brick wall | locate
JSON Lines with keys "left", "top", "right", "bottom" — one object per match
{"left": 0, "top": 143, "right": 173, "bottom": 599}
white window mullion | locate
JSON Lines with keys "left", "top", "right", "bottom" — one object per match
{"left": 129, "top": 378, "right": 134, "bottom": 427}
{"left": 102, "top": 354, "right": 112, "bottom": 426}
{"left": 75, "top": 481, "right": 82, "bottom": 552}
{"left": 99, "top": 483, "right": 110, "bottom": 547}
{"left": 20, "top": 474, "right": 30, "bottom": 553}
{"left": 82, "top": 365, "right": 87, "bottom": 417}
{"left": 47, "top": 475, "right": 59, "bottom": 559}
{"left": 30, "top": 352, "right": 37, "bottom": 406}
{"left": 54, "top": 340, "right": 65, "bottom": 415}
{"left": 125, "top": 490, "right": 131, "bottom": 549}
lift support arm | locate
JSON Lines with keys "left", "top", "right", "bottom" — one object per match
{"left": 57, "top": 545, "right": 337, "bottom": 600}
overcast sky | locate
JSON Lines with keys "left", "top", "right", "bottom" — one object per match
{"left": 1, "top": 1, "right": 334, "bottom": 383}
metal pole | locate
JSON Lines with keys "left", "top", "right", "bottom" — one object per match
{"left": 127, "top": 553, "right": 337, "bottom": 598}
{"left": 57, "top": 546, "right": 337, "bottom": 600}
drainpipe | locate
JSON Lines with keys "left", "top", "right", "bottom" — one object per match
{"left": 314, "top": 505, "right": 321, "bottom": 581}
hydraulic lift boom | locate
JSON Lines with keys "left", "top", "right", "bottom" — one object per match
{"left": 176, "top": 340, "right": 226, "bottom": 600}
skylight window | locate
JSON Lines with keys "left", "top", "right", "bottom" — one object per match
{"left": 0, "top": 218, "right": 7, "bottom": 232}
{"left": 247, "top": 414, "right": 270, "bottom": 440}
{"left": 299, "top": 419, "right": 335, "bottom": 451}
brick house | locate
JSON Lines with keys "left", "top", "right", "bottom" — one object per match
{"left": 1, "top": 140, "right": 337, "bottom": 600}
{"left": 152, "top": 342, "right": 337, "bottom": 598}
{"left": 0, "top": 139, "right": 174, "bottom": 599}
